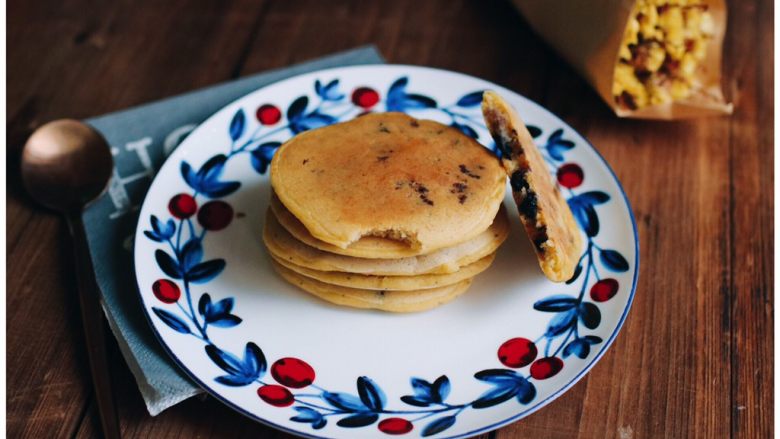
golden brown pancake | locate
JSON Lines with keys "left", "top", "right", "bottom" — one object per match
{"left": 270, "top": 252, "right": 495, "bottom": 291}
{"left": 482, "top": 91, "right": 582, "bottom": 282}
{"left": 270, "top": 259, "right": 473, "bottom": 312}
{"left": 270, "top": 112, "right": 506, "bottom": 253}
{"left": 262, "top": 208, "right": 509, "bottom": 276}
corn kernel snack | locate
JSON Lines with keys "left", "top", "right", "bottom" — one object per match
{"left": 613, "top": 1, "right": 716, "bottom": 110}
{"left": 513, "top": 0, "right": 731, "bottom": 119}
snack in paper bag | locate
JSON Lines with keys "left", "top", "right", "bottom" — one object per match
{"left": 513, "top": 0, "right": 732, "bottom": 119}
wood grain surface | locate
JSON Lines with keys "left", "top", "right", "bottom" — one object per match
{"left": 6, "top": 0, "right": 773, "bottom": 437}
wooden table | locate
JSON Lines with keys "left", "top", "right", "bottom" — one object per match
{"left": 7, "top": 0, "right": 773, "bottom": 437}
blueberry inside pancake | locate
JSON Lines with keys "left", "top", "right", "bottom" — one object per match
{"left": 482, "top": 91, "right": 582, "bottom": 282}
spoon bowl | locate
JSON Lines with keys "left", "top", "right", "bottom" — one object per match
{"left": 21, "top": 119, "right": 113, "bottom": 212}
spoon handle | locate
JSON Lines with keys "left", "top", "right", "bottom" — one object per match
{"left": 67, "top": 211, "right": 121, "bottom": 439}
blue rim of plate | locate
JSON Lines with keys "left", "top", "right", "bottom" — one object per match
{"left": 134, "top": 64, "right": 639, "bottom": 438}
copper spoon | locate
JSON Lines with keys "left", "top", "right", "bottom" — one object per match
{"left": 21, "top": 120, "right": 121, "bottom": 439}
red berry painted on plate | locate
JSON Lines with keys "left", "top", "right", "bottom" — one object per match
{"left": 352, "top": 87, "right": 380, "bottom": 108}
{"left": 152, "top": 279, "right": 180, "bottom": 303}
{"left": 256, "top": 104, "right": 281, "bottom": 125}
{"left": 197, "top": 201, "right": 233, "bottom": 231}
{"left": 257, "top": 384, "right": 294, "bottom": 407}
{"left": 530, "top": 357, "right": 564, "bottom": 379}
{"left": 378, "top": 418, "right": 413, "bottom": 435}
{"left": 168, "top": 193, "right": 197, "bottom": 219}
{"left": 556, "top": 163, "right": 584, "bottom": 189}
{"left": 498, "top": 337, "right": 538, "bottom": 368}
{"left": 590, "top": 278, "right": 619, "bottom": 302}
{"left": 271, "top": 357, "right": 315, "bottom": 388}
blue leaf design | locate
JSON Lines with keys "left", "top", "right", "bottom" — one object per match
{"left": 292, "top": 406, "right": 327, "bottom": 428}
{"left": 163, "top": 219, "right": 175, "bottom": 237}
{"left": 566, "top": 264, "right": 583, "bottom": 284}
{"left": 181, "top": 155, "right": 240, "bottom": 197}
{"left": 568, "top": 198, "right": 600, "bottom": 237}
{"left": 205, "top": 344, "right": 243, "bottom": 376}
{"left": 250, "top": 142, "right": 281, "bottom": 174}
{"left": 451, "top": 122, "right": 478, "bottom": 139}
{"left": 547, "top": 147, "right": 567, "bottom": 161}
{"left": 180, "top": 161, "right": 199, "bottom": 191}
{"left": 229, "top": 109, "right": 246, "bottom": 141}
{"left": 400, "top": 396, "right": 430, "bottom": 407}
{"left": 287, "top": 96, "right": 308, "bottom": 121}
{"left": 208, "top": 297, "right": 234, "bottom": 317}
{"left": 146, "top": 216, "right": 176, "bottom": 241}
{"left": 337, "top": 413, "right": 378, "bottom": 428}
{"left": 546, "top": 309, "right": 577, "bottom": 336}
{"left": 600, "top": 249, "right": 629, "bottom": 272}
{"left": 474, "top": 369, "right": 520, "bottom": 383}
{"left": 316, "top": 78, "right": 343, "bottom": 101}
{"left": 545, "top": 129, "right": 575, "bottom": 161}
{"left": 584, "top": 335, "right": 604, "bottom": 344}
{"left": 388, "top": 77, "right": 408, "bottom": 99}
{"left": 205, "top": 343, "right": 262, "bottom": 386}
{"left": 187, "top": 259, "right": 226, "bottom": 283}
{"left": 198, "top": 293, "right": 211, "bottom": 317}
{"left": 422, "top": 416, "right": 456, "bottom": 437}
{"left": 209, "top": 315, "right": 242, "bottom": 328}
{"left": 198, "top": 155, "right": 227, "bottom": 184}
{"left": 322, "top": 392, "right": 367, "bottom": 412}
{"left": 456, "top": 91, "right": 484, "bottom": 107}
{"left": 243, "top": 342, "right": 266, "bottom": 378}
{"left": 527, "top": 125, "right": 542, "bottom": 138}
{"left": 202, "top": 296, "right": 240, "bottom": 327}
{"left": 579, "top": 191, "right": 610, "bottom": 205}
{"left": 563, "top": 339, "right": 591, "bottom": 359}
{"left": 180, "top": 239, "right": 203, "bottom": 272}
{"left": 472, "top": 369, "right": 534, "bottom": 408}
{"left": 472, "top": 382, "right": 519, "bottom": 409}
{"left": 403, "top": 94, "right": 437, "bottom": 109}
{"left": 357, "top": 376, "right": 386, "bottom": 411}
{"left": 578, "top": 302, "right": 601, "bottom": 329}
{"left": 143, "top": 231, "right": 161, "bottom": 242}
{"left": 151, "top": 215, "right": 163, "bottom": 234}
{"left": 201, "top": 180, "right": 241, "bottom": 199}
{"left": 411, "top": 377, "right": 433, "bottom": 398}
{"left": 215, "top": 374, "right": 255, "bottom": 386}
{"left": 155, "top": 250, "right": 181, "bottom": 279}
{"left": 312, "top": 418, "right": 327, "bottom": 429}
{"left": 291, "top": 112, "right": 338, "bottom": 134}
{"left": 152, "top": 308, "right": 190, "bottom": 334}
{"left": 533, "top": 295, "right": 577, "bottom": 312}
{"left": 291, "top": 406, "right": 322, "bottom": 423}
{"left": 515, "top": 377, "right": 536, "bottom": 404}
{"left": 385, "top": 77, "right": 438, "bottom": 111}
{"left": 432, "top": 375, "right": 450, "bottom": 403}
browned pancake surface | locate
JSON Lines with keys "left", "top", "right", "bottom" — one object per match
{"left": 270, "top": 112, "right": 506, "bottom": 252}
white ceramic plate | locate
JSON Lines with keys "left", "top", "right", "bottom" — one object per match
{"left": 134, "top": 65, "right": 638, "bottom": 438}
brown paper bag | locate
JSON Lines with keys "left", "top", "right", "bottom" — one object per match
{"left": 512, "top": 0, "right": 732, "bottom": 119}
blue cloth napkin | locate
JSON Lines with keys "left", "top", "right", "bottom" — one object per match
{"left": 83, "top": 46, "right": 385, "bottom": 415}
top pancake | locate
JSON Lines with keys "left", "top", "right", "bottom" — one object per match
{"left": 270, "top": 112, "right": 506, "bottom": 253}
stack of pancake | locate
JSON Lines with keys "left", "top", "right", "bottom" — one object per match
{"left": 263, "top": 112, "right": 509, "bottom": 312}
